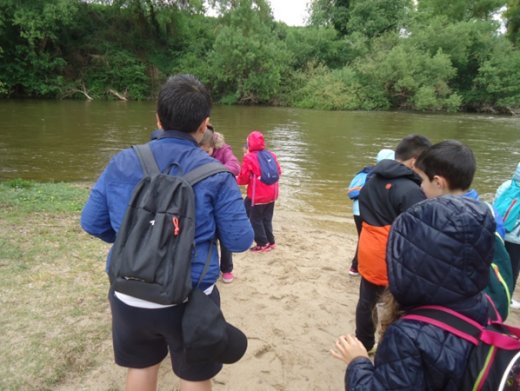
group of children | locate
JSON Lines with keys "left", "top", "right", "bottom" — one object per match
{"left": 198, "top": 125, "right": 281, "bottom": 283}
{"left": 83, "top": 73, "right": 517, "bottom": 390}
{"left": 207, "top": 129, "right": 519, "bottom": 389}
{"left": 338, "top": 135, "right": 520, "bottom": 390}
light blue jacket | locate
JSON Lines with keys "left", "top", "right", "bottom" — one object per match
{"left": 495, "top": 162, "right": 520, "bottom": 244}
{"left": 81, "top": 131, "right": 254, "bottom": 289}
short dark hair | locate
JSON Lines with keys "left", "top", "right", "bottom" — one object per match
{"left": 415, "top": 140, "right": 476, "bottom": 191}
{"left": 395, "top": 134, "right": 432, "bottom": 161}
{"left": 157, "top": 74, "right": 211, "bottom": 133}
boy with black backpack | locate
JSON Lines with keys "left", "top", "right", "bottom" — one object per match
{"left": 81, "top": 74, "right": 254, "bottom": 391}
{"left": 237, "top": 130, "right": 281, "bottom": 253}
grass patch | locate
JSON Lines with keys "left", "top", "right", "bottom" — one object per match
{"left": 0, "top": 180, "right": 89, "bottom": 217}
{"left": 0, "top": 180, "right": 112, "bottom": 390}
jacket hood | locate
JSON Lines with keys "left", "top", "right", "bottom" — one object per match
{"left": 513, "top": 162, "right": 520, "bottom": 183}
{"left": 247, "top": 131, "right": 265, "bottom": 152}
{"left": 372, "top": 159, "right": 421, "bottom": 184}
{"left": 387, "top": 196, "right": 495, "bottom": 308}
{"left": 464, "top": 188, "right": 479, "bottom": 200}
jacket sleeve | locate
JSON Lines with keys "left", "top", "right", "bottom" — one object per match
{"left": 345, "top": 326, "right": 426, "bottom": 390}
{"left": 214, "top": 174, "right": 254, "bottom": 252}
{"left": 236, "top": 154, "right": 253, "bottom": 185}
{"left": 80, "top": 169, "right": 116, "bottom": 243}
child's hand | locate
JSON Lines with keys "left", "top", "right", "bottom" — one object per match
{"left": 330, "top": 335, "right": 369, "bottom": 365}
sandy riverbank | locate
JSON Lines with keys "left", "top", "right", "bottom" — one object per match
{"left": 56, "top": 208, "right": 520, "bottom": 391}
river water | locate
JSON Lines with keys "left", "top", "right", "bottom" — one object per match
{"left": 1, "top": 100, "right": 519, "bottom": 217}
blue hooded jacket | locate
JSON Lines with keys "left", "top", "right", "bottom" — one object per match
{"left": 345, "top": 196, "right": 495, "bottom": 390}
{"left": 81, "top": 131, "right": 254, "bottom": 290}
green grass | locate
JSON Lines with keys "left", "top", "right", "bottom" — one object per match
{"left": 0, "top": 180, "right": 112, "bottom": 390}
{"left": 0, "top": 179, "right": 88, "bottom": 215}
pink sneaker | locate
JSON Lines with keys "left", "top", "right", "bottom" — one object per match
{"left": 222, "top": 272, "right": 234, "bottom": 283}
{"left": 348, "top": 266, "right": 359, "bottom": 276}
{"left": 250, "top": 244, "right": 272, "bottom": 253}
{"left": 268, "top": 243, "right": 276, "bottom": 250}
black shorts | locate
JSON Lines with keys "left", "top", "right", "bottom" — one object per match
{"left": 109, "top": 287, "right": 223, "bottom": 381}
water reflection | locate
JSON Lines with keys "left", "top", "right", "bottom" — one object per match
{"left": 1, "top": 101, "right": 519, "bottom": 218}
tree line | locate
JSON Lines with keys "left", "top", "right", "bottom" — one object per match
{"left": 0, "top": 0, "right": 519, "bottom": 113}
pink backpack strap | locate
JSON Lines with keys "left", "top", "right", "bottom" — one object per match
{"left": 483, "top": 322, "right": 520, "bottom": 350}
{"left": 401, "top": 305, "right": 483, "bottom": 346}
{"left": 484, "top": 292, "right": 502, "bottom": 323}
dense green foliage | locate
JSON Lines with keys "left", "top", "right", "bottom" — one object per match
{"left": 1, "top": 0, "right": 519, "bottom": 112}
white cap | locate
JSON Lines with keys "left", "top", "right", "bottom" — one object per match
{"left": 376, "top": 149, "right": 395, "bottom": 163}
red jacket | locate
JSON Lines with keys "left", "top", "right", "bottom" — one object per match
{"left": 237, "top": 131, "right": 281, "bottom": 205}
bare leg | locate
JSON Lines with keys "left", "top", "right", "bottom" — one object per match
{"left": 180, "top": 379, "right": 212, "bottom": 391}
{"left": 126, "top": 363, "right": 161, "bottom": 391}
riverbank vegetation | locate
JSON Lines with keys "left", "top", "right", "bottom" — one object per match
{"left": 1, "top": 0, "right": 520, "bottom": 113}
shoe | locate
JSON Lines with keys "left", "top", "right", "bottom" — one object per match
{"left": 222, "top": 272, "right": 234, "bottom": 283}
{"left": 250, "top": 244, "right": 272, "bottom": 253}
{"left": 268, "top": 243, "right": 276, "bottom": 250}
{"left": 348, "top": 266, "right": 359, "bottom": 276}
{"left": 511, "top": 299, "right": 520, "bottom": 309}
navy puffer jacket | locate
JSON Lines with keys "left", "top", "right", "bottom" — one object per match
{"left": 346, "top": 196, "right": 496, "bottom": 390}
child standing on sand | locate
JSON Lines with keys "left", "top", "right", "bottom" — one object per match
{"left": 199, "top": 124, "right": 241, "bottom": 283}
{"left": 237, "top": 130, "right": 281, "bottom": 253}
{"left": 494, "top": 162, "right": 520, "bottom": 309}
{"left": 346, "top": 149, "right": 394, "bottom": 276}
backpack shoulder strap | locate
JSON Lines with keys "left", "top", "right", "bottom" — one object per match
{"left": 261, "top": 149, "right": 276, "bottom": 160}
{"left": 132, "top": 144, "right": 160, "bottom": 176}
{"left": 183, "top": 162, "right": 230, "bottom": 186}
{"left": 402, "top": 306, "right": 482, "bottom": 345}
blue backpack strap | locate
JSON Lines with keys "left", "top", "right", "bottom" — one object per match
{"left": 132, "top": 144, "right": 160, "bottom": 176}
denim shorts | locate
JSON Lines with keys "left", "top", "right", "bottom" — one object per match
{"left": 109, "top": 287, "right": 223, "bottom": 381}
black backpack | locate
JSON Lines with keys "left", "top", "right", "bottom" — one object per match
{"left": 256, "top": 150, "right": 279, "bottom": 185}
{"left": 108, "top": 143, "right": 229, "bottom": 305}
{"left": 402, "top": 306, "right": 520, "bottom": 391}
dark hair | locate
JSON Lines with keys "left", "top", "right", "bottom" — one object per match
{"left": 395, "top": 134, "right": 432, "bottom": 161}
{"left": 157, "top": 74, "right": 211, "bottom": 133}
{"left": 415, "top": 140, "right": 476, "bottom": 191}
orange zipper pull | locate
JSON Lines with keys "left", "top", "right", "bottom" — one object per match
{"left": 172, "top": 216, "right": 180, "bottom": 236}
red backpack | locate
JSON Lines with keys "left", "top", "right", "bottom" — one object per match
{"left": 402, "top": 305, "right": 520, "bottom": 391}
